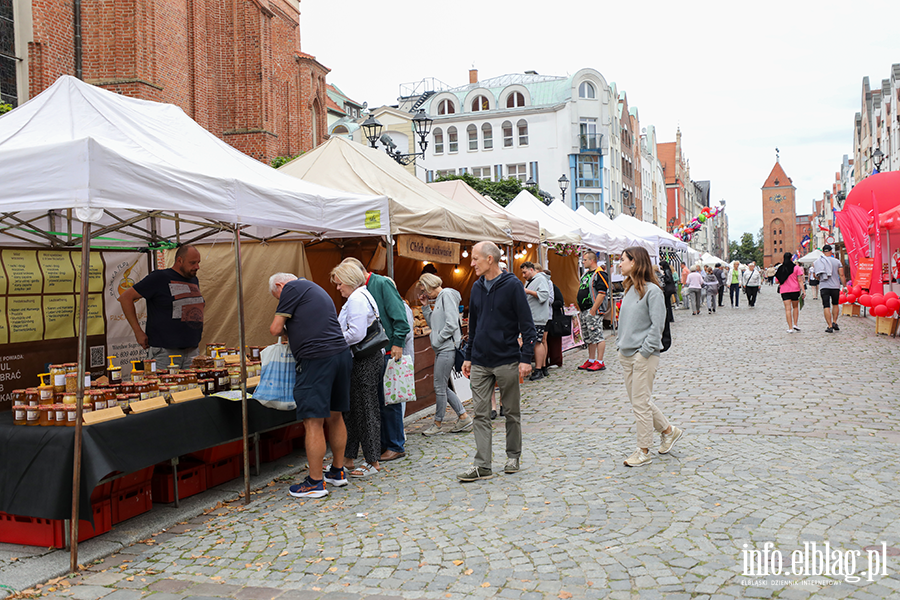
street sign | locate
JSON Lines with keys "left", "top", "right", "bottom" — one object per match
{"left": 826, "top": 235, "right": 835, "bottom": 245}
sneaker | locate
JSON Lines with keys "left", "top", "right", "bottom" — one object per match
{"left": 499, "top": 405, "right": 505, "bottom": 417}
{"left": 490, "top": 409, "right": 498, "bottom": 420}
{"left": 450, "top": 415, "right": 474, "bottom": 433}
{"left": 825, "top": 327, "right": 834, "bottom": 333}
{"left": 323, "top": 466, "right": 348, "bottom": 487}
{"left": 541, "top": 367, "right": 550, "bottom": 377}
{"left": 577, "top": 359, "right": 592, "bottom": 370}
{"left": 504, "top": 458, "right": 520, "bottom": 473}
{"left": 832, "top": 322, "right": 840, "bottom": 331}
{"left": 793, "top": 326, "right": 801, "bottom": 332}
{"left": 529, "top": 370, "right": 544, "bottom": 381}
{"left": 422, "top": 423, "right": 444, "bottom": 436}
{"left": 658, "top": 426, "right": 684, "bottom": 454}
{"left": 786, "top": 328, "right": 793, "bottom": 333}
{"left": 458, "top": 466, "right": 493, "bottom": 482}
{"left": 289, "top": 477, "right": 328, "bottom": 498}
{"left": 586, "top": 361, "right": 606, "bottom": 372}
{"left": 624, "top": 449, "right": 652, "bottom": 467}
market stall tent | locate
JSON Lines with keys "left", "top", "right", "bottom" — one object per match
{"left": 613, "top": 214, "right": 688, "bottom": 252}
{"left": 796, "top": 249, "right": 824, "bottom": 265}
{"left": 428, "top": 180, "right": 541, "bottom": 243}
{"left": 573, "top": 206, "right": 655, "bottom": 254}
{"left": 505, "top": 191, "right": 584, "bottom": 247}
{"left": 546, "top": 201, "right": 632, "bottom": 253}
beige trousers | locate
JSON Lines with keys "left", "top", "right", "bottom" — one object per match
{"left": 618, "top": 351, "right": 669, "bottom": 448}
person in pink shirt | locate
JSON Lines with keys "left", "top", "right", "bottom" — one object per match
{"left": 774, "top": 252, "right": 805, "bottom": 332}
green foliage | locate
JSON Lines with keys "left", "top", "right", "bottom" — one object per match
{"left": 728, "top": 231, "right": 763, "bottom": 265}
{"left": 0, "top": 102, "right": 13, "bottom": 115}
{"left": 434, "top": 172, "right": 541, "bottom": 207}
{"left": 270, "top": 152, "right": 304, "bottom": 169}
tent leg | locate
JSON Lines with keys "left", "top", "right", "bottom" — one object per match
{"left": 386, "top": 234, "right": 394, "bottom": 279}
{"left": 233, "top": 228, "right": 251, "bottom": 505}
{"left": 70, "top": 220, "right": 91, "bottom": 573}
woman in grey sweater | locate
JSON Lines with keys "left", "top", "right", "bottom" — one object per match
{"left": 617, "top": 246, "right": 683, "bottom": 467}
{"left": 418, "top": 273, "right": 473, "bottom": 436}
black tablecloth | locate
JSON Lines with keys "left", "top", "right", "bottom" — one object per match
{"left": 0, "top": 397, "right": 296, "bottom": 522}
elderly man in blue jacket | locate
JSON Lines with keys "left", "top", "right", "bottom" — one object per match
{"left": 459, "top": 241, "right": 537, "bottom": 481}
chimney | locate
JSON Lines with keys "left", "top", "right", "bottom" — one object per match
{"left": 469, "top": 69, "right": 478, "bottom": 84}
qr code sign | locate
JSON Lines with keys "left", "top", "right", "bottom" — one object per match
{"left": 90, "top": 345, "right": 106, "bottom": 368}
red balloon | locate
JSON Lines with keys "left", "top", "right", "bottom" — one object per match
{"left": 860, "top": 294, "right": 873, "bottom": 307}
{"left": 847, "top": 293, "right": 858, "bottom": 303}
{"left": 838, "top": 294, "right": 847, "bottom": 304}
{"left": 852, "top": 285, "right": 863, "bottom": 296}
{"left": 885, "top": 291, "right": 899, "bottom": 302}
{"left": 887, "top": 298, "right": 900, "bottom": 312}
{"left": 874, "top": 304, "right": 890, "bottom": 317}
{"left": 872, "top": 293, "right": 885, "bottom": 306}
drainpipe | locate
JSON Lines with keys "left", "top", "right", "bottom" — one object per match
{"left": 74, "top": 0, "right": 82, "bottom": 79}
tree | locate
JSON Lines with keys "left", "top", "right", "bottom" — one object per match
{"left": 270, "top": 152, "right": 304, "bottom": 169}
{"left": 729, "top": 232, "right": 763, "bottom": 265}
{"left": 0, "top": 102, "right": 13, "bottom": 115}
{"left": 434, "top": 172, "right": 541, "bottom": 207}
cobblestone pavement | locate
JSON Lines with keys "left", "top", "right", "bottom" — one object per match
{"left": 10, "top": 288, "right": 900, "bottom": 599}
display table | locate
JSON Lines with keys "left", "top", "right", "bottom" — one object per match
{"left": 0, "top": 396, "right": 296, "bottom": 522}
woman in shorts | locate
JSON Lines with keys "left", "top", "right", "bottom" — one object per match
{"left": 774, "top": 252, "right": 805, "bottom": 333}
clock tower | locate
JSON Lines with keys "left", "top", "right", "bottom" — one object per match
{"left": 761, "top": 160, "right": 797, "bottom": 268}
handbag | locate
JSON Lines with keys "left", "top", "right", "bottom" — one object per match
{"left": 252, "top": 343, "right": 297, "bottom": 410}
{"left": 349, "top": 293, "right": 388, "bottom": 358}
{"left": 454, "top": 337, "right": 469, "bottom": 373}
{"left": 383, "top": 355, "right": 416, "bottom": 405}
{"left": 547, "top": 314, "right": 572, "bottom": 337}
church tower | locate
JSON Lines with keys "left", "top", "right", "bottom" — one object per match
{"left": 761, "top": 159, "right": 797, "bottom": 268}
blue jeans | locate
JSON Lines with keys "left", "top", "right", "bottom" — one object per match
{"left": 379, "top": 354, "right": 406, "bottom": 453}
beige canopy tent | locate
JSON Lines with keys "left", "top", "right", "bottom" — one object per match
{"left": 428, "top": 180, "right": 541, "bottom": 244}
{"left": 279, "top": 136, "right": 509, "bottom": 243}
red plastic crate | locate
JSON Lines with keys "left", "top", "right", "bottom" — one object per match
{"left": 188, "top": 440, "right": 243, "bottom": 463}
{"left": 259, "top": 436, "right": 293, "bottom": 463}
{"left": 111, "top": 483, "right": 152, "bottom": 524}
{"left": 206, "top": 455, "right": 241, "bottom": 488}
{"left": 111, "top": 466, "right": 155, "bottom": 492}
{"left": 151, "top": 460, "right": 208, "bottom": 503}
{"left": 0, "top": 499, "right": 112, "bottom": 548}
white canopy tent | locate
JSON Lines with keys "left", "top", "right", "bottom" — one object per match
{"left": 613, "top": 214, "right": 688, "bottom": 252}
{"left": 0, "top": 75, "right": 389, "bottom": 570}
{"left": 545, "top": 201, "right": 633, "bottom": 253}
{"left": 797, "top": 249, "right": 824, "bottom": 265}
{"left": 700, "top": 252, "right": 729, "bottom": 267}
{"left": 573, "top": 206, "right": 655, "bottom": 254}
{"left": 505, "top": 191, "right": 583, "bottom": 246}
{"left": 428, "top": 180, "right": 541, "bottom": 243}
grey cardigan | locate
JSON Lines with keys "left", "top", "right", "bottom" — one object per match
{"left": 616, "top": 283, "right": 666, "bottom": 358}
{"left": 422, "top": 288, "right": 462, "bottom": 353}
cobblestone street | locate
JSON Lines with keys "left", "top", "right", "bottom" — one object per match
{"left": 6, "top": 288, "right": 900, "bottom": 599}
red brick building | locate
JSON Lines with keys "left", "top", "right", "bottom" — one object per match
{"left": 657, "top": 128, "right": 687, "bottom": 229}
{"left": 761, "top": 160, "right": 797, "bottom": 267}
{"left": 9, "top": 0, "right": 329, "bottom": 163}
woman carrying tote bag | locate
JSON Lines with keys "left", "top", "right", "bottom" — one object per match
{"left": 617, "top": 246, "right": 684, "bottom": 467}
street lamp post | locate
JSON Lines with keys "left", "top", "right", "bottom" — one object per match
{"left": 606, "top": 203, "right": 615, "bottom": 219}
{"left": 668, "top": 217, "right": 677, "bottom": 233}
{"left": 558, "top": 174, "right": 569, "bottom": 203}
{"left": 361, "top": 109, "right": 434, "bottom": 165}
{"left": 873, "top": 148, "right": 885, "bottom": 172}
{"left": 623, "top": 189, "right": 636, "bottom": 217}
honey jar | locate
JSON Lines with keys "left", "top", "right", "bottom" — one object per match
{"left": 143, "top": 358, "right": 157, "bottom": 374}
{"left": 65, "top": 404, "right": 77, "bottom": 426}
{"left": 38, "top": 373, "right": 55, "bottom": 404}
{"left": 65, "top": 372, "right": 78, "bottom": 392}
{"left": 116, "top": 394, "right": 130, "bottom": 410}
{"left": 26, "top": 405, "right": 40, "bottom": 426}
{"left": 130, "top": 360, "right": 144, "bottom": 382}
{"left": 10, "top": 389, "right": 26, "bottom": 406}
{"left": 106, "top": 356, "right": 122, "bottom": 383}
{"left": 50, "top": 364, "right": 67, "bottom": 393}
{"left": 39, "top": 405, "right": 53, "bottom": 426}
{"left": 24, "top": 388, "right": 39, "bottom": 407}
{"left": 90, "top": 390, "right": 106, "bottom": 411}
{"left": 54, "top": 403, "right": 67, "bottom": 425}
{"left": 13, "top": 404, "right": 27, "bottom": 426}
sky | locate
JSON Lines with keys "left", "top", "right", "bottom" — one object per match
{"left": 300, "top": 0, "right": 900, "bottom": 242}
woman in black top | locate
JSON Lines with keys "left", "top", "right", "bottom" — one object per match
{"left": 659, "top": 260, "right": 677, "bottom": 324}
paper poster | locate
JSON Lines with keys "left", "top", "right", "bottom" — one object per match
{"left": 561, "top": 312, "right": 585, "bottom": 352}
{"left": 74, "top": 251, "right": 104, "bottom": 293}
{"left": 857, "top": 257, "right": 874, "bottom": 289}
{"left": 38, "top": 250, "right": 76, "bottom": 293}
{"left": 74, "top": 293, "right": 105, "bottom": 336}
{"left": 0, "top": 298, "right": 7, "bottom": 344}
{"left": 103, "top": 253, "right": 149, "bottom": 371}
{"left": 8, "top": 295, "right": 44, "bottom": 343}
{"left": 3, "top": 249, "right": 42, "bottom": 294}
{"left": 0, "top": 258, "right": 7, "bottom": 294}
{"left": 44, "top": 295, "right": 76, "bottom": 340}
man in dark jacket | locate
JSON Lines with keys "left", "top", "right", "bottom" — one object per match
{"left": 713, "top": 263, "right": 726, "bottom": 307}
{"left": 459, "top": 241, "right": 537, "bottom": 481}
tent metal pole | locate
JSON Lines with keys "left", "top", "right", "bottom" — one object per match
{"left": 386, "top": 234, "right": 394, "bottom": 278}
{"left": 232, "top": 227, "right": 251, "bottom": 505}
{"left": 70, "top": 220, "right": 91, "bottom": 573}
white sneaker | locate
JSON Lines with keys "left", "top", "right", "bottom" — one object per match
{"left": 624, "top": 449, "right": 653, "bottom": 467}
{"left": 659, "top": 426, "right": 684, "bottom": 454}
{"left": 422, "top": 423, "right": 444, "bottom": 436}
{"left": 786, "top": 328, "right": 793, "bottom": 333}
{"left": 450, "top": 414, "right": 474, "bottom": 433}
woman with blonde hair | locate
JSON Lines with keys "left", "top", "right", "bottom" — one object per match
{"left": 617, "top": 246, "right": 683, "bottom": 467}
{"left": 330, "top": 262, "right": 382, "bottom": 477}
{"left": 418, "top": 273, "right": 473, "bottom": 436}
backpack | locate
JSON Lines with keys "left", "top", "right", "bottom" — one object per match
{"left": 590, "top": 269, "right": 610, "bottom": 312}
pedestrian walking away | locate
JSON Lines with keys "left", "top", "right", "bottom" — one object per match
{"left": 808, "top": 264, "right": 819, "bottom": 299}
{"left": 685, "top": 265, "right": 703, "bottom": 315}
{"left": 417, "top": 273, "right": 473, "bottom": 436}
{"left": 659, "top": 260, "right": 677, "bottom": 324}
{"left": 576, "top": 251, "right": 610, "bottom": 371}
{"left": 775, "top": 252, "right": 805, "bottom": 332}
{"left": 269, "top": 273, "right": 350, "bottom": 499}
{"left": 713, "top": 263, "right": 726, "bottom": 307}
{"left": 458, "top": 241, "right": 537, "bottom": 482}
{"left": 729, "top": 260, "right": 741, "bottom": 307}
{"left": 615, "top": 246, "right": 683, "bottom": 467}
{"left": 814, "top": 244, "right": 847, "bottom": 333}
{"left": 741, "top": 262, "right": 762, "bottom": 307}
{"left": 702, "top": 265, "right": 719, "bottom": 314}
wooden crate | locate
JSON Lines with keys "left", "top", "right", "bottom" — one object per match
{"left": 876, "top": 316, "right": 899, "bottom": 336}
{"left": 842, "top": 304, "right": 861, "bottom": 316}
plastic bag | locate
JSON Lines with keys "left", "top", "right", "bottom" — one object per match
{"left": 383, "top": 355, "right": 416, "bottom": 405}
{"left": 253, "top": 343, "right": 297, "bottom": 410}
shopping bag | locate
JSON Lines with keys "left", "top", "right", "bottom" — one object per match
{"left": 253, "top": 343, "right": 297, "bottom": 410}
{"left": 383, "top": 355, "right": 416, "bottom": 405}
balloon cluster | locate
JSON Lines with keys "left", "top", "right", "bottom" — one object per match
{"left": 674, "top": 206, "right": 723, "bottom": 242}
{"left": 839, "top": 285, "right": 900, "bottom": 317}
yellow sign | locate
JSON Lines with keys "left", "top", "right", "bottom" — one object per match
{"left": 74, "top": 293, "right": 105, "bottom": 336}
{"left": 397, "top": 235, "right": 460, "bottom": 265}
{"left": 38, "top": 251, "right": 76, "bottom": 293}
{"left": 3, "top": 250, "right": 42, "bottom": 294}
{"left": 365, "top": 210, "right": 382, "bottom": 230}
{"left": 74, "top": 252, "right": 104, "bottom": 293}
{"left": 44, "top": 295, "right": 76, "bottom": 340}
{"left": 8, "top": 295, "right": 44, "bottom": 343}
{"left": 0, "top": 258, "right": 7, "bottom": 295}
{"left": 0, "top": 298, "right": 8, "bottom": 344}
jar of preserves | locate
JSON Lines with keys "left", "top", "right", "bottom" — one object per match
{"left": 65, "top": 404, "right": 77, "bottom": 426}
{"left": 54, "top": 403, "right": 67, "bottom": 425}
{"left": 106, "top": 356, "right": 122, "bottom": 383}
{"left": 38, "top": 373, "right": 55, "bottom": 404}
{"left": 145, "top": 379, "right": 159, "bottom": 398}
{"left": 116, "top": 394, "right": 129, "bottom": 410}
{"left": 213, "top": 351, "right": 225, "bottom": 369}
{"left": 143, "top": 358, "right": 157, "bottom": 374}
{"left": 64, "top": 362, "right": 78, "bottom": 376}
{"left": 25, "top": 388, "right": 40, "bottom": 407}
{"left": 184, "top": 371, "right": 198, "bottom": 389}
{"left": 91, "top": 390, "right": 107, "bottom": 411}
{"left": 217, "top": 368, "right": 229, "bottom": 391}
{"left": 62, "top": 392, "right": 77, "bottom": 405}
{"left": 50, "top": 364, "right": 67, "bottom": 393}
{"left": 26, "top": 405, "right": 40, "bottom": 426}
{"left": 127, "top": 393, "right": 140, "bottom": 406}
{"left": 65, "top": 372, "right": 78, "bottom": 392}
{"left": 13, "top": 405, "right": 27, "bottom": 426}
{"left": 10, "top": 389, "right": 26, "bottom": 406}
{"left": 120, "top": 382, "right": 134, "bottom": 396}
{"left": 39, "top": 405, "right": 53, "bottom": 426}
{"left": 130, "top": 360, "right": 144, "bottom": 382}
{"left": 228, "top": 366, "right": 241, "bottom": 390}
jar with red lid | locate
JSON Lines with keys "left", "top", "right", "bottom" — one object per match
{"left": 26, "top": 405, "right": 40, "bottom": 426}
{"left": 116, "top": 394, "right": 129, "bottom": 410}
{"left": 54, "top": 403, "right": 67, "bottom": 425}
{"left": 25, "top": 388, "right": 39, "bottom": 407}
{"left": 39, "top": 405, "right": 53, "bottom": 426}
{"left": 50, "top": 364, "right": 67, "bottom": 393}
{"left": 90, "top": 390, "right": 107, "bottom": 411}
{"left": 10, "top": 389, "right": 26, "bottom": 406}
{"left": 65, "top": 404, "right": 77, "bottom": 426}
{"left": 13, "top": 405, "right": 27, "bottom": 426}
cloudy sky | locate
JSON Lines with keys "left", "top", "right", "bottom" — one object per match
{"left": 301, "top": 0, "right": 899, "bottom": 241}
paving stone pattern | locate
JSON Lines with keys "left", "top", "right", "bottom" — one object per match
{"left": 10, "top": 290, "right": 900, "bottom": 599}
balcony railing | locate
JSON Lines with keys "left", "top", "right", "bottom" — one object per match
{"left": 578, "top": 133, "right": 603, "bottom": 152}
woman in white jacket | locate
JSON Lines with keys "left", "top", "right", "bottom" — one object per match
{"left": 418, "top": 273, "right": 473, "bottom": 436}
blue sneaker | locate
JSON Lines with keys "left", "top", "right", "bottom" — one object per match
{"left": 289, "top": 477, "right": 327, "bottom": 498}
{"left": 324, "top": 466, "right": 348, "bottom": 487}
